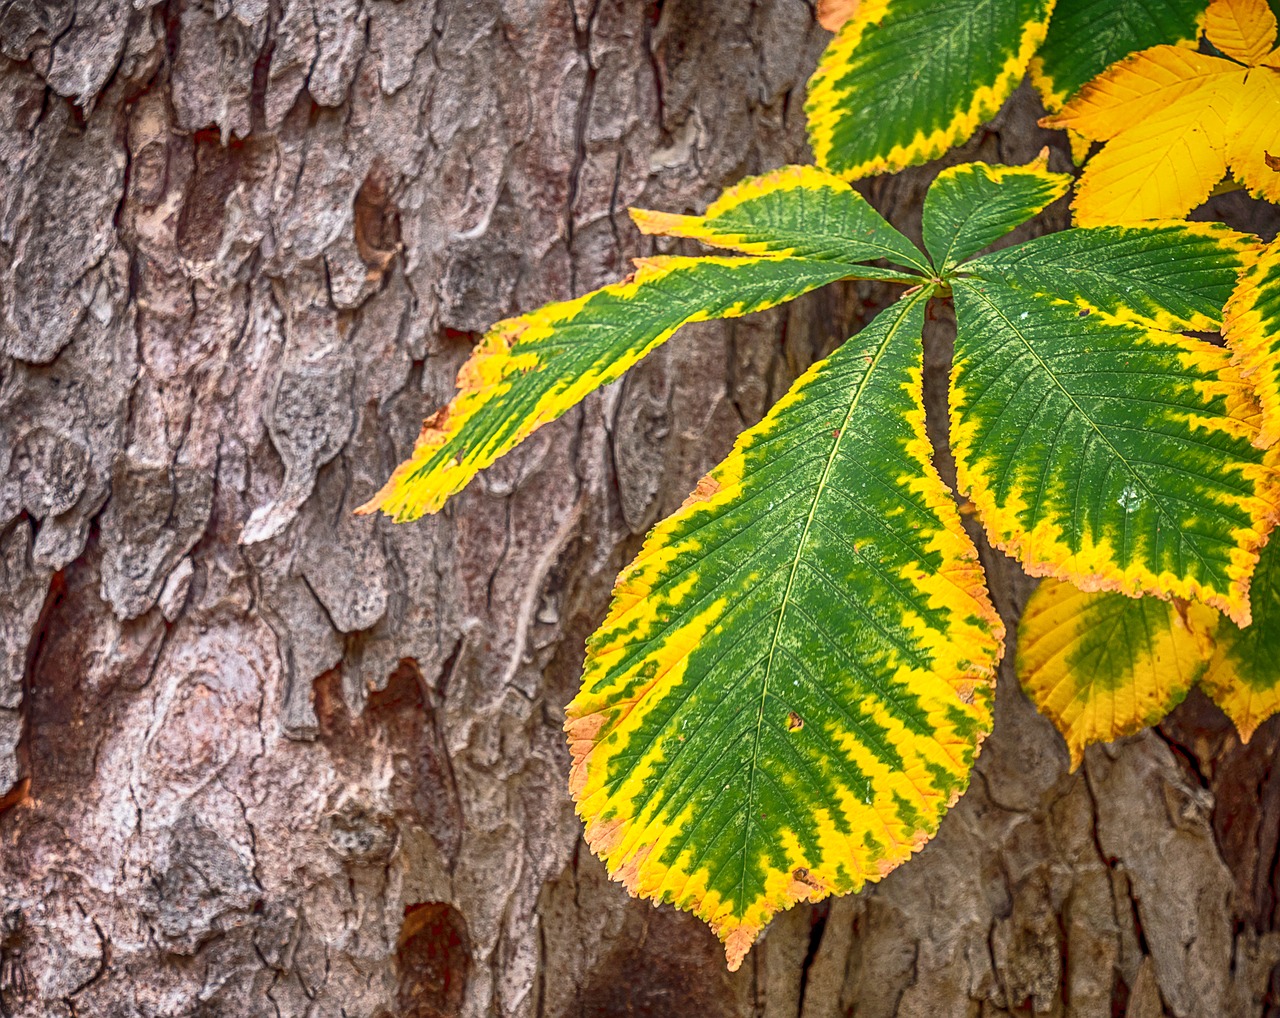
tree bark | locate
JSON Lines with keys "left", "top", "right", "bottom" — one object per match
{"left": 2, "top": 2, "right": 1279, "bottom": 1016}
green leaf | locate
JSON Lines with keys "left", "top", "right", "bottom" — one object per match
{"left": 1030, "top": 0, "right": 1210, "bottom": 112}
{"left": 966, "top": 220, "right": 1254, "bottom": 331}
{"left": 950, "top": 270, "right": 1279, "bottom": 626}
{"left": 566, "top": 289, "right": 1003, "bottom": 971}
{"left": 632, "top": 165, "right": 930, "bottom": 274}
{"left": 921, "top": 155, "right": 1071, "bottom": 270}
{"left": 806, "top": 0, "right": 1054, "bottom": 179}
{"left": 1017, "top": 579, "right": 1216, "bottom": 767}
{"left": 359, "top": 254, "right": 907, "bottom": 521}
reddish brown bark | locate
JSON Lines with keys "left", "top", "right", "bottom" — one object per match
{"left": 2, "top": 2, "right": 1280, "bottom": 1016}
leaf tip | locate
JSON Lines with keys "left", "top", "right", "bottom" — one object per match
{"left": 630, "top": 207, "right": 692, "bottom": 237}
{"left": 1067, "top": 742, "right": 1086, "bottom": 772}
{"left": 723, "top": 925, "right": 760, "bottom": 972}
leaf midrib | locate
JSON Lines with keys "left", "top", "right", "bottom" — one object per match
{"left": 710, "top": 220, "right": 931, "bottom": 274}
{"left": 732, "top": 285, "right": 934, "bottom": 913}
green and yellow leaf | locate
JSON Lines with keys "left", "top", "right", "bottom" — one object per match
{"left": 631, "top": 164, "right": 929, "bottom": 274}
{"left": 921, "top": 153, "right": 1071, "bottom": 270}
{"left": 950, "top": 272, "right": 1280, "bottom": 626}
{"left": 806, "top": 0, "right": 1054, "bottom": 179}
{"left": 965, "top": 220, "right": 1255, "bottom": 332}
{"left": 1030, "top": 0, "right": 1208, "bottom": 112}
{"left": 1200, "top": 535, "right": 1280, "bottom": 740}
{"left": 1041, "top": 0, "right": 1280, "bottom": 224}
{"left": 566, "top": 290, "right": 1003, "bottom": 971}
{"left": 358, "top": 255, "right": 891, "bottom": 521}
{"left": 1224, "top": 238, "right": 1280, "bottom": 449}
{"left": 1017, "top": 580, "right": 1217, "bottom": 767}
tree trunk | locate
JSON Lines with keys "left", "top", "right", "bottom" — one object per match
{"left": 2, "top": 2, "right": 1279, "bottom": 1015}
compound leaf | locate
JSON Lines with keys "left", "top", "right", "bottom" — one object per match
{"left": 1017, "top": 580, "right": 1216, "bottom": 767}
{"left": 1224, "top": 238, "right": 1280, "bottom": 450}
{"left": 950, "top": 272, "right": 1280, "bottom": 626}
{"left": 1030, "top": 0, "right": 1209, "bottom": 112}
{"left": 966, "top": 220, "right": 1255, "bottom": 332}
{"left": 806, "top": 0, "right": 1054, "bottom": 179}
{"left": 1042, "top": 0, "right": 1280, "bottom": 223}
{"left": 922, "top": 155, "right": 1071, "bottom": 270}
{"left": 566, "top": 289, "right": 1003, "bottom": 971}
{"left": 360, "top": 253, "right": 913, "bottom": 521}
{"left": 1201, "top": 535, "right": 1280, "bottom": 740}
{"left": 631, "top": 165, "right": 929, "bottom": 274}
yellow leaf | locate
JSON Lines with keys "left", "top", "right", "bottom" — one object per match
{"left": 1040, "top": 0, "right": 1280, "bottom": 223}
{"left": 1225, "top": 67, "right": 1280, "bottom": 203}
{"left": 1204, "top": 0, "right": 1278, "bottom": 64}
{"left": 1018, "top": 581, "right": 1218, "bottom": 768}
{"left": 1067, "top": 78, "right": 1235, "bottom": 225}
{"left": 1067, "top": 129, "right": 1092, "bottom": 166}
{"left": 1201, "top": 641, "right": 1280, "bottom": 741}
{"left": 1041, "top": 48, "right": 1233, "bottom": 141}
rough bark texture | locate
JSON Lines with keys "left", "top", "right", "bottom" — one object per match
{"left": 2, "top": 2, "right": 1280, "bottom": 1015}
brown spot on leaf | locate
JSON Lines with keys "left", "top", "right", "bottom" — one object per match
{"left": 817, "top": 0, "right": 861, "bottom": 31}
{"left": 586, "top": 817, "right": 627, "bottom": 855}
{"left": 787, "top": 711, "right": 804, "bottom": 731}
{"left": 1171, "top": 596, "right": 1193, "bottom": 628}
{"left": 791, "top": 866, "right": 822, "bottom": 889}
{"left": 1267, "top": 152, "right": 1280, "bottom": 172}
{"left": 681, "top": 474, "right": 722, "bottom": 509}
{"left": 426, "top": 404, "right": 455, "bottom": 429}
